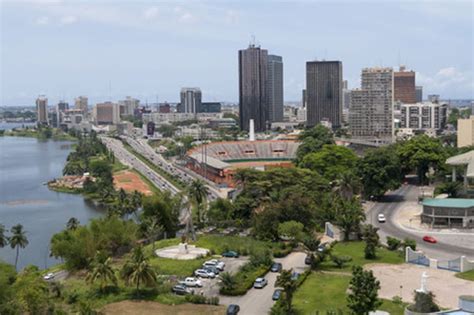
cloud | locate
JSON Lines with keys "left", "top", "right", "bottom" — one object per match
{"left": 178, "top": 12, "right": 194, "bottom": 23}
{"left": 60, "top": 15, "right": 78, "bottom": 25}
{"left": 225, "top": 10, "right": 239, "bottom": 24}
{"left": 143, "top": 7, "right": 159, "bottom": 20}
{"left": 36, "top": 16, "right": 49, "bottom": 25}
{"left": 417, "top": 67, "right": 473, "bottom": 97}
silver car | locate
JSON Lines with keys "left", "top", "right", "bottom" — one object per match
{"left": 253, "top": 277, "right": 268, "bottom": 289}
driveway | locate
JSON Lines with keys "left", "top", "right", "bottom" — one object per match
{"left": 220, "top": 252, "right": 308, "bottom": 315}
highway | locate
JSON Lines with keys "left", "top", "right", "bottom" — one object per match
{"left": 367, "top": 184, "right": 474, "bottom": 260}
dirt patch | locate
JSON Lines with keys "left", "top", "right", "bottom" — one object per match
{"left": 101, "top": 300, "right": 225, "bottom": 315}
{"left": 114, "top": 171, "right": 153, "bottom": 196}
{"left": 367, "top": 263, "right": 474, "bottom": 309}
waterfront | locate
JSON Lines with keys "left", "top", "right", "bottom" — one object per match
{"left": 0, "top": 135, "right": 103, "bottom": 270}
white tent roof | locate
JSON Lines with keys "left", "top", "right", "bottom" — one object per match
{"left": 446, "top": 150, "right": 474, "bottom": 178}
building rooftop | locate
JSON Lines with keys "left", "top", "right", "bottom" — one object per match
{"left": 423, "top": 198, "right": 474, "bottom": 208}
{"left": 446, "top": 150, "right": 474, "bottom": 178}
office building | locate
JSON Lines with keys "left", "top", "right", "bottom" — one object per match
{"left": 267, "top": 54, "right": 284, "bottom": 122}
{"left": 400, "top": 102, "right": 448, "bottom": 131}
{"left": 394, "top": 66, "right": 416, "bottom": 103}
{"left": 36, "top": 95, "right": 48, "bottom": 125}
{"left": 57, "top": 100, "right": 69, "bottom": 112}
{"left": 158, "top": 103, "right": 171, "bottom": 113}
{"left": 179, "top": 88, "right": 202, "bottom": 114}
{"left": 306, "top": 61, "right": 343, "bottom": 128}
{"left": 94, "top": 102, "right": 120, "bottom": 125}
{"left": 119, "top": 96, "right": 140, "bottom": 116}
{"left": 428, "top": 95, "right": 440, "bottom": 103}
{"left": 349, "top": 67, "right": 394, "bottom": 143}
{"left": 302, "top": 89, "right": 307, "bottom": 108}
{"left": 200, "top": 102, "right": 222, "bottom": 113}
{"left": 457, "top": 116, "right": 474, "bottom": 148}
{"left": 74, "top": 96, "right": 88, "bottom": 113}
{"left": 239, "top": 44, "right": 268, "bottom": 132}
{"left": 416, "top": 86, "right": 423, "bottom": 102}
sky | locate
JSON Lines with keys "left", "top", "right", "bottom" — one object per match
{"left": 1, "top": 0, "right": 473, "bottom": 106}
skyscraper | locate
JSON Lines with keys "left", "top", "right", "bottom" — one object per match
{"left": 74, "top": 96, "right": 88, "bottom": 113}
{"left": 179, "top": 88, "right": 202, "bottom": 114}
{"left": 36, "top": 95, "right": 48, "bottom": 125}
{"left": 119, "top": 96, "right": 140, "bottom": 116}
{"left": 349, "top": 67, "right": 394, "bottom": 143}
{"left": 239, "top": 44, "right": 268, "bottom": 132}
{"left": 94, "top": 102, "right": 120, "bottom": 125}
{"left": 416, "top": 86, "right": 423, "bottom": 102}
{"left": 394, "top": 66, "right": 416, "bottom": 103}
{"left": 267, "top": 54, "right": 284, "bottom": 122}
{"left": 306, "top": 61, "right": 343, "bottom": 128}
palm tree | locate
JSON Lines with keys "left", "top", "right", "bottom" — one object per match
{"left": 85, "top": 252, "right": 117, "bottom": 292}
{"left": 9, "top": 224, "right": 29, "bottom": 270}
{"left": 187, "top": 179, "right": 209, "bottom": 223}
{"left": 276, "top": 269, "right": 298, "bottom": 313}
{"left": 334, "top": 171, "right": 361, "bottom": 201}
{"left": 131, "top": 191, "right": 142, "bottom": 209}
{"left": 118, "top": 188, "right": 127, "bottom": 205}
{"left": 0, "top": 224, "right": 8, "bottom": 248}
{"left": 219, "top": 272, "right": 236, "bottom": 291}
{"left": 66, "top": 217, "right": 80, "bottom": 230}
{"left": 121, "top": 246, "right": 157, "bottom": 296}
{"left": 144, "top": 219, "right": 163, "bottom": 251}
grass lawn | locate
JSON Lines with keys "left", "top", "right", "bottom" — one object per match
{"left": 321, "top": 241, "right": 404, "bottom": 271}
{"left": 293, "top": 272, "right": 407, "bottom": 315}
{"left": 101, "top": 300, "right": 225, "bottom": 315}
{"left": 149, "top": 256, "right": 207, "bottom": 277}
{"left": 456, "top": 269, "right": 474, "bottom": 281}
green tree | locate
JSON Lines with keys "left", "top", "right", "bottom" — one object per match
{"left": 335, "top": 198, "right": 365, "bottom": 241}
{"left": 434, "top": 181, "right": 462, "bottom": 197}
{"left": 66, "top": 217, "right": 80, "bottom": 230}
{"left": 85, "top": 252, "right": 117, "bottom": 292}
{"left": 333, "top": 171, "right": 362, "bottom": 201}
{"left": 277, "top": 221, "right": 304, "bottom": 242}
{"left": 296, "top": 124, "right": 334, "bottom": 163}
{"left": 0, "top": 224, "right": 8, "bottom": 248}
{"left": 219, "top": 272, "right": 237, "bottom": 291}
{"left": 9, "top": 224, "right": 29, "bottom": 270}
{"left": 357, "top": 146, "right": 402, "bottom": 199}
{"left": 275, "top": 269, "right": 298, "bottom": 314}
{"left": 361, "top": 224, "right": 380, "bottom": 259}
{"left": 143, "top": 218, "right": 163, "bottom": 251}
{"left": 386, "top": 236, "right": 402, "bottom": 251}
{"left": 187, "top": 179, "right": 209, "bottom": 223}
{"left": 121, "top": 246, "right": 157, "bottom": 295}
{"left": 347, "top": 266, "right": 382, "bottom": 315}
{"left": 207, "top": 198, "right": 234, "bottom": 222}
{"left": 12, "top": 265, "right": 50, "bottom": 314}
{"left": 300, "top": 145, "right": 359, "bottom": 181}
{"left": 397, "top": 135, "right": 448, "bottom": 185}
{"left": 142, "top": 192, "right": 180, "bottom": 237}
{"left": 331, "top": 255, "right": 352, "bottom": 268}
{"left": 410, "top": 291, "right": 440, "bottom": 313}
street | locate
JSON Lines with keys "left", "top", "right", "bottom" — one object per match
{"left": 368, "top": 184, "right": 474, "bottom": 260}
{"left": 219, "top": 252, "right": 308, "bottom": 315}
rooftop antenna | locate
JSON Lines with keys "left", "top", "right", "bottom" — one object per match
{"left": 250, "top": 34, "right": 256, "bottom": 47}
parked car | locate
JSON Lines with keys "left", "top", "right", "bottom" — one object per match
{"left": 253, "top": 277, "right": 268, "bottom": 289}
{"left": 423, "top": 235, "right": 437, "bottom": 243}
{"left": 304, "top": 255, "right": 312, "bottom": 265}
{"left": 291, "top": 272, "right": 300, "bottom": 281}
{"left": 272, "top": 289, "right": 282, "bottom": 301}
{"left": 270, "top": 262, "right": 282, "bottom": 272}
{"left": 203, "top": 259, "right": 225, "bottom": 271}
{"left": 43, "top": 273, "right": 55, "bottom": 280}
{"left": 317, "top": 242, "right": 328, "bottom": 253}
{"left": 204, "top": 265, "right": 220, "bottom": 275}
{"left": 378, "top": 214, "right": 386, "bottom": 223}
{"left": 182, "top": 277, "right": 203, "bottom": 288}
{"left": 194, "top": 269, "right": 216, "bottom": 278}
{"left": 222, "top": 251, "right": 239, "bottom": 258}
{"left": 172, "top": 284, "right": 194, "bottom": 295}
{"left": 226, "top": 304, "right": 240, "bottom": 315}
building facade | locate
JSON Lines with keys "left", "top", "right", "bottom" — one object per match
{"left": 179, "top": 88, "right": 202, "bottom": 114}
{"left": 306, "top": 61, "right": 343, "bottom": 128}
{"left": 200, "top": 102, "right": 222, "bottom": 113}
{"left": 349, "top": 67, "right": 394, "bottom": 143}
{"left": 416, "top": 86, "right": 423, "bottom": 102}
{"left": 74, "top": 96, "right": 88, "bottom": 113}
{"left": 400, "top": 102, "right": 448, "bottom": 131}
{"left": 119, "top": 96, "right": 140, "bottom": 117}
{"left": 457, "top": 116, "right": 474, "bottom": 148}
{"left": 94, "top": 102, "right": 120, "bottom": 125}
{"left": 267, "top": 54, "right": 284, "bottom": 123}
{"left": 394, "top": 66, "right": 416, "bottom": 104}
{"left": 239, "top": 44, "right": 268, "bottom": 132}
{"left": 36, "top": 95, "right": 48, "bottom": 125}
{"left": 422, "top": 198, "right": 474, "bottom": 228}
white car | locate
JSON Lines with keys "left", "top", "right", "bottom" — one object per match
{"left": 182, "top": 277, "right": 203, "bottom": 287}
{"left": 194, "top": 269, "right": 216, "bottom": 278}
{"left": 203, "top": 259, "right": 225, "bottom": 271}
{"left": 43, "top": 273, "right": 55, "bottom": 280}
{"left": 378, "top": 214, "right": 386, "bottom": 223}
{"left": 253, "top": 277, "right": 268, "bottom": 289}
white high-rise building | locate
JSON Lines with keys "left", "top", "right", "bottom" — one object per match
{"left": 180, "top": 88, "right": 202, "bottom": 114}
{"left": 349, "top": 67, "right": 394, "bottom": 143}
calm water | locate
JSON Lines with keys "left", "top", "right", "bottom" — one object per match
{"left": 0, "top": 135, "right": 103, "bottom": 269}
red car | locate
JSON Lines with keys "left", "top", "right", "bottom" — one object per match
{"left": 423, "top": 236, "right": 437, "bottom": 243}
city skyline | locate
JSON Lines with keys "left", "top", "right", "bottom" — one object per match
{"left": 1, "top": 1, "right": 473, "bottom": 106}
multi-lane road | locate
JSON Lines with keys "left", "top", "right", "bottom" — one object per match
{"left": 367, "top": 184, "right": 474, "bottom": 260}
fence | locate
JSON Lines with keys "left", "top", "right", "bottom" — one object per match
{"left": 405, "top": 247, "right": 474, "bottom": 272}
{"left": 406, "top": 247, "right": 430, "bottom": 267}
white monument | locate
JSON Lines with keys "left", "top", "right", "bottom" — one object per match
{"left": 249, "top": 119, "right": 255, "bottom": 141}
{"left": 416, "top": 271, "right": 429, "bottom": 293}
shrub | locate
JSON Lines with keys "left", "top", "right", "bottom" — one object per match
{"left": 386, "top": 236, "right": 402, "bottom": 251}
{"left": 331, "top": 255, "right": 352, "bottom": 268}
{"left": 219, "top": 264, "right": 269, "bottom": 296}
{"left": 408, "top": 291, "right": 440, "bottom": 313}
{"left": 403, "top": 238, "right": 417, "bottom": 251}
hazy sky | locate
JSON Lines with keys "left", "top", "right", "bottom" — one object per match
{"left": 1, "top": 0, "right": 473, "bottom": 106}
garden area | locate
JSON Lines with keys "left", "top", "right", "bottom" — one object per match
{"left": 456, "top": 269, "right": 474, "bottom": 281}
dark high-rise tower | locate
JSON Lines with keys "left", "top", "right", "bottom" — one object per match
{"left": 238, "top": 44, "right": 268, "bottom": 132}
{"left": 306, "top": 61, "right": 343, "bottom": 128}
{"left": 267, "top": 55, "right": 284, "bottom": 123}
